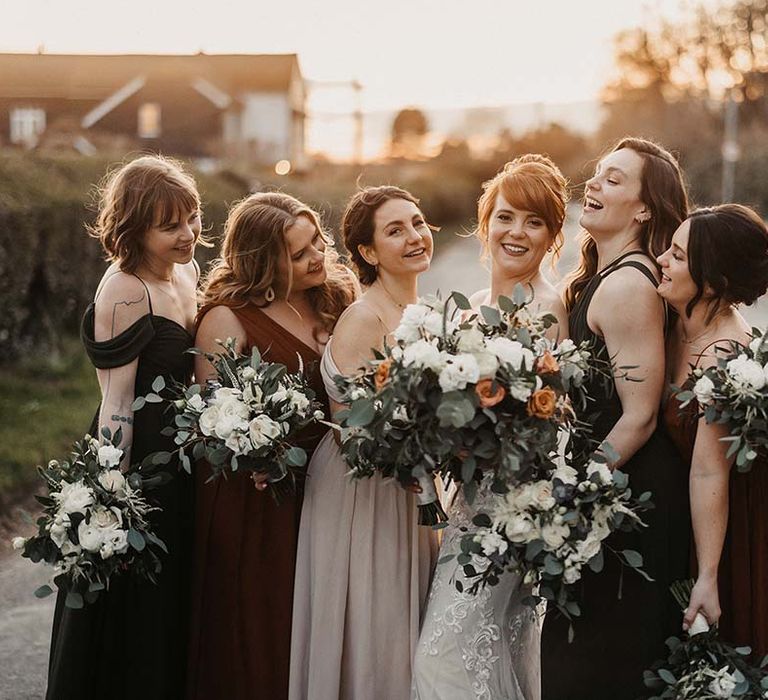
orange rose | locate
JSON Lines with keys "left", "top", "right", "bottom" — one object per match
{"left": 475, "top": 378, "right": 506, "bottom": 408}
{"left": 536, "top": 351, "right": 560, "bottom": 375}
{"left": 527, "top": 386, "right": 558, "bottom": 419}
{"left": 374, "top": 358, "right": 392, "bottom": 391}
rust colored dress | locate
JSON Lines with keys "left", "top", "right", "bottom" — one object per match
{"left": 663, "top": 389, "right": 768, "bottom": 658}
{"left": 187, "top": 304, "right": 329, "bottom": 700}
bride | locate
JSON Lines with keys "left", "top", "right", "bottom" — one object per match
{"left": 412, "top": 155, "right": 569, "bottom": 700}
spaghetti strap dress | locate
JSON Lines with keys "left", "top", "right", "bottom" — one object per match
{"left": 663, "top": 351, "right": 768, "bottom": 658}
{"left": 187, "top": 303, "right": 330, "bottom": 700}
{"left": 540, "top": 252, "right": 691, "bottom": 700}
{"left": 289, "top": 337, "right": 438, "bottom": 700}
{"left": 47, "top": 279, "right": 195, "bottom": 700}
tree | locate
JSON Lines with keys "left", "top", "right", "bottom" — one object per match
{"left": 390, "top": 107, "right": 430, "bottom": 159}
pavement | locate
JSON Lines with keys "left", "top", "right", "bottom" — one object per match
{"left": 1, "top": 206, "right": 766, "bottom": 699}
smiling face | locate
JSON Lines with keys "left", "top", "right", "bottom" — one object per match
{"left": 360, "top": 197, "right": 433, "bottom": 277}
{"left": 487, "top": 192, "right": 552, "bottom": 280}
{"left": 656, "top": 219, "right": 700, "bottom": 310}
{"left": 142, "top": 206, "right": 201, "bottom": 266}
{"left": 581, "top": 148, "right": 649, "bottom": 237}
{"left": 280, "top": 214, "right": 328, "bottom": 292}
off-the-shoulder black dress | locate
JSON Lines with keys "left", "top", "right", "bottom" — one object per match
{"left": 46, "top": 286, "right": 194, "bottom": 700}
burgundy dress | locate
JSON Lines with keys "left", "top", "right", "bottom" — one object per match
{"left": 663, "top": 390, "right": 768, "bottom": 658}
{"left": 187, "top": 304, "right": 329, "bottom": 700}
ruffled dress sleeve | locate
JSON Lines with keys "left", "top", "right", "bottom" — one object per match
{"left": 80, "top": 303, "right": 156, "bottom": 369}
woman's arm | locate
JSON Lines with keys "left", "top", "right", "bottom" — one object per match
{"left": 589, "top": 268, "right": 666, "bottom": 467}
{"left": 684, "top": 417, "right": 731, "bottom": 629}
{"left": 193, "top": 306, "right": 247, "bottom": 384}
{"left": 92, "top": 274, "right": 150, "bottom": 468}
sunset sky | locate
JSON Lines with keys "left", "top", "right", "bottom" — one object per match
{"left": 2, "top": 0, "right": 692, "bottom": 157}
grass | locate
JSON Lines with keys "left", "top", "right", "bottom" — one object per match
{"left": 0, "top": 335, "right": 100, "bottom": 499}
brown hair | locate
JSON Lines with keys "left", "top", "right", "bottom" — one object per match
{"left": 199, "top": 192, "right": 356, "bottom": 336}
{"left": 88, "top": 155, "right": 202, "bottom": 273}
{"left": 341, "top": 185, "right": 424, "bottom": 286}
{"left": 565, "top": 137, "right": 689, "bottom": 309}
{"left": 685, "top": 204, "right": 768, "bottom": 321}
{"left": 476, "top": 154, "right": 569, "bottom": 260}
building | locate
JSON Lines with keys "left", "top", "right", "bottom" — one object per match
{"left": 0, "top": 52, "right": 306, "bottom": 168}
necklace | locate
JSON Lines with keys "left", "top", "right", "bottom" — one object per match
{"left": 376, "top": 279, "right": 407, "bottom": 310}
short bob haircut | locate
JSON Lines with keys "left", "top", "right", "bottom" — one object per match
{"left": 476, "top": 154, "right": 569, "bottom": 260}
{"left": 685, "top": 203, "right": 768, "bottom": 321}
{"left": 89, "top": 155, "right": 202, "bottom": 273}
{"left": 341, "top": 185, "right": 428, "bottom": 286}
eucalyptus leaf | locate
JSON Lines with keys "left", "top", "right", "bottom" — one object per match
{"left": 34, "top": 584, "right": 53, "bottom": 599}
{"left": 131, "top": 396, "right": 146, "bottom": 411}
{"left": 152, "top": 375, "right": 166, "bottom": 393}
{"left": 128, "top": 528, "right": 146, "bottom": 552}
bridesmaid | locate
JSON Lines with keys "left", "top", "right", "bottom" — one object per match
{"left": 412, "top": 154, "right": 569, "bottom": 700}
{"left": 540, "top": 138, "right": 691, "bottom": 700}
{"left": 188, "top": 192, "right": 357, "bottom": 700}
{"left": 659, "top": 204, "right": 768, "bottom": 658}
{"left": 289, "top": 186, "right": 439, "bottom": 700}
{"left": 48, "top": 155, "right": 202, "bottom": 699}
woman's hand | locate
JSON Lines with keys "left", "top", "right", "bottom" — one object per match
{"left": 251, "top": 472, "right": 270, "bottom": 491}
{"left": 683, "top": 574, "right": 721, "bottom": 631}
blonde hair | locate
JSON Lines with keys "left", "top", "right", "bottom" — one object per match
{"left": 88, "top": 155, "right": 203, "bottom": 273}
{"left": 199, "top": 192, "right": 357, "bottom": 336}
{"left": 476, "top": 154, "right": 569, "bottom": 260}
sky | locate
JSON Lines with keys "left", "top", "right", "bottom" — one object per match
{"left": 2, "top": 0, "right": 692, "bottom": 157}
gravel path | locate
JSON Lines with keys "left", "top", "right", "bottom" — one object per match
{"left": 1, "top": 207, "right": 765, "bottom": 699}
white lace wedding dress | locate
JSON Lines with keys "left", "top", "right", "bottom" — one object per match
{"left": 412, "top": 476, "right": 543, "bottom": 700}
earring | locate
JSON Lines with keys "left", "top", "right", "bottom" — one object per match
{"left": 264, "top": 286, "right": 275, "bottom": 302}
{"left": 635, "top": 212, "right": 651, "bottom": 223}
{"left": 547, "top": 246, "right": 553, "bottom": 253}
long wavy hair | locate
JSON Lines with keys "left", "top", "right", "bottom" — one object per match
{"left": 199, "top": 192, "right": 356, "bottom": 336}
{"left": 564, "top": 137, "right": 689, "bottom": 310}
{"left": 476, "top": 153, "right": 569, "bottom": 262}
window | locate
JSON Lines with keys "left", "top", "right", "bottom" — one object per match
{"left": 10, "top": 107, "right": 46, "bottom": 146}
{"left": 138, "top": 103, "right": 161, "bottom": 138}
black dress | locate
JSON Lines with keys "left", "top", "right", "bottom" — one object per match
{"left": 47, "top": 280, "right": 194, "bottom": 700}
{"left": 541, "top": 252, "right": 691, "bottom": 700}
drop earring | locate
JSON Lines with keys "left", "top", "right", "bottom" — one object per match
{"left": 264, "top": 286, "right": 275, "bottom": 302}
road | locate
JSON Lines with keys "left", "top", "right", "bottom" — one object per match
{"left": 1, "top": 206, "right": 766, "bottom": 698}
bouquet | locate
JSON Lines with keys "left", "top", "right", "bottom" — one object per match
{"left": 457, "top": 448, "right": 652, "bottom": 625}
{"left": 137, "top": 338, "right": 324, "bottom": 487}
{"left": 13, "top": 429, "right": 168, "bottom": 608}
{"left": 335, "top": 287, "right": 597, "bottom": 524}
{"left": 642, "top": 581, "right": 768, "bottom": 699}
{"left": 673, "top": 329, "right": 768, "bottom": 472}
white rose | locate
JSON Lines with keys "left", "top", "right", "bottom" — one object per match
{"left": 393, "top": 303, "right": 432, "bottom": 342}
{"left": 97, "top": 444, "right": 123, "bottom": 468}
{"left": 552, "top": 464, "right": 579, "bottom": 486}
{"left": 248, "top": 414, "right": 282, "bottom": 449}
{"left": 199, "top": 405, "right": 220, "bottom": 437}
{"left": 541, "top": 522, "right": 570, "bottom": 550}
{"left": 402, "top": 339, "right": 443, "bottom": 371}
{"left": 225, "top": 431, "right": 252, "bottom": 456}
{"left": 457, "top": 327, "right": 486, "bottom": 353}
{"left": 586, "top": 460, "right": 613, "bottom": 486}
{"left": 563, "top": 565, "right": 581, "bottom": 585}
{"left": 89, "top": 506, "right": 122, "bottom": 529}
{"left": 55, "top": 480, "right": 94, "bottom": 515}
{"left": 708, "top": 667, "right": 737, "bottom": 698}
{"left": 269, "top": 386, "right": 290, "bottom": 405}
{"left": 48, "top": 512, "right": 71, "bottom": 548}
{"left": 477, "top": 530, "right": 509, "bottom": 557}
{"left": 693, "top": 375, "right": 716, "bottom": 405}
{"left": 502, "top": 513, "right": 537, "bottom": 544}
{"left": 102, "top": 528, "right": 129, "bottom": 556}
{"left": 241, "top": 366, "right": 256, "bottom": 381}
{"left": 12, "top": 536, "right": 26, "bottom": 551}
{"left": 507, "top": 377, "right": 535, "bottom": 402}
{"left": 727, "top": 354, "right": 766, "bottom": 390}
{"left": 438, "top": 353, "right": 480, "bottom": 392}
{"left": 214, "top": 399, "right": 250, "bottom": 439}
{"left": 422, "top": 310, "right": 446, "bottom": 337}
{"left": 528, "top": 481, "right": 556, "bottom": 511}
{"left": 98, "top": 469, "right": 126, "bottom": 496}
{"left": 289, "top": 391, "right": 310, "bottom": 413}
{"left": 187, "top": 393, "right": 206, "bottom": 412}
{"left": 487, "top": 338, "right": 534, "bottom": 371}
{"left": 474, "top": 351, "right": 500, "bottom": 379}
{"left": 210, "top": 387, "right": 243, "bottom": 407}
{"left": 77, "top": 521, "right": 104, "bottom": 553}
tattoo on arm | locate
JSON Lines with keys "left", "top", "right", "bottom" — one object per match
{"left": 111, "top": 414, "right": 134, "bottom": 425}
{"left": 110, "top": 291, "right": 147, "bottom": 338}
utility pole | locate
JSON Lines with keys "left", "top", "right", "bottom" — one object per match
{"left": 721, "top": 89, "right": 740, "bottom": 202}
